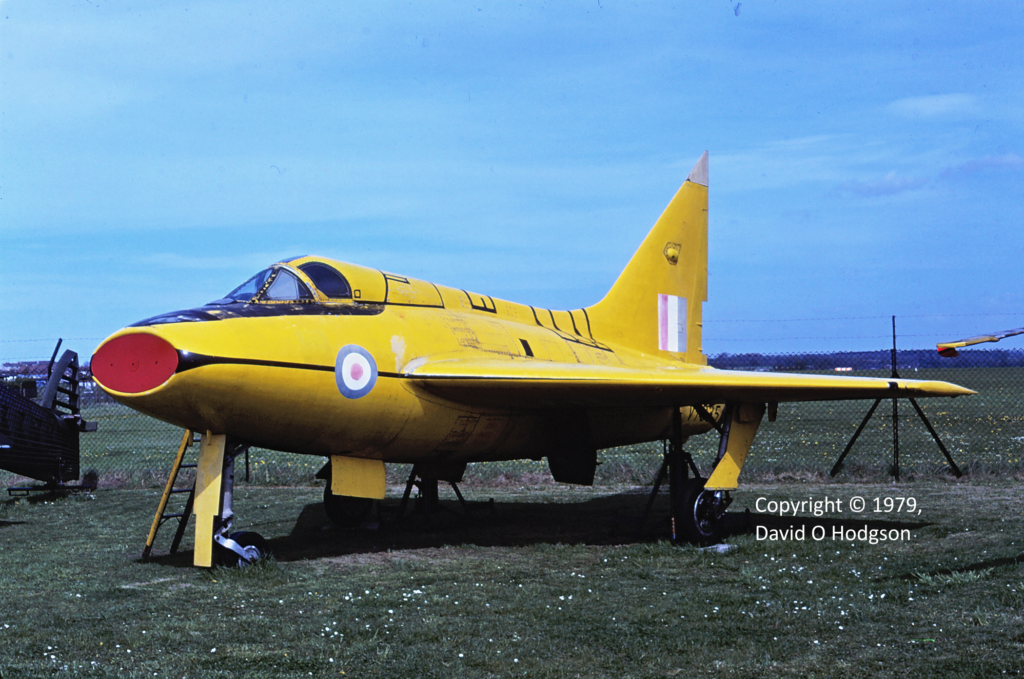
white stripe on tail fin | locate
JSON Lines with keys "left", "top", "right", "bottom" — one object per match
{"left": 658, "top": 293, "right": 687, "bottom": 353}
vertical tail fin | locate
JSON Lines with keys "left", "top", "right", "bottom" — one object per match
{"left": 585, "top": 151, "right": 708, "bottom": 365}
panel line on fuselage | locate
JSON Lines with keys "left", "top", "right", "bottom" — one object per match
{"left": 528, "top": 305, "right": 612, "bottom": 352}
{"left": 131, "top": 302, "right": 386, "bottom": 326}
{"left": 462, "top": 291, "right": 497, "bottom": 313}
{"left": 171, "top": 351, "right": 624, "bottom": 384}
{"left": 174, "top": 351, "right": 401, "bottom": 379}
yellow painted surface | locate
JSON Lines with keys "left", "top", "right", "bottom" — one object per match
{"left": 330, "top": 456, "right": 386, "bottom": 499}
{"left": 193, "top": 433, "right": 226, "bottom": 568}
{"left": 383, "top": 273, "right": 444, "bottom": 307}
{"left": 705, "top": 403, "right": 766, "bottom": 491}
{"left": 288, "top": 257, "right": 387, "bottom": 302}
{"left": 586, "top": 153, "right": 708, "bottom": 365}
{"left": 938, "top": 326, "right": 1024, "bottom": 350}
{"left": 403, "top": 358, "right": 975, "bottom": 406}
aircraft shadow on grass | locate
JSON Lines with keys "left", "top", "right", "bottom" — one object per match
{"left": 144, "top": 491, "right": 665, "bottom": 566}
{"left": 275, "top": 493, "right": 657, "bottom": 561}
{"left": 902, "top": 551, "right": 1024, "bottom": 580}
{"left": 143, "top": 491, "right": 952, "bottom": 566}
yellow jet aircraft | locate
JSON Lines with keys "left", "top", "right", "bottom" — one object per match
{"left": 937, "top": 327, "right": 1024, "bottom": 357}
{"left": 91, "top": 152, "right": 973, "bottom": 566}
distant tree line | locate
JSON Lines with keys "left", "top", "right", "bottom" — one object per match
{"left": 708, "top": 349, "right": 1024, "bottom": 372}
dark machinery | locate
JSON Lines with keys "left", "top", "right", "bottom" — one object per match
{"left": 1, "top": 343, "right": 97, "bottom": 494}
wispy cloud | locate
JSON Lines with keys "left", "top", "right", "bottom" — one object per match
{"left": 887, "top": 93, "right": 980, "bottom": 119}
{"left": 712, "top": 135, "right": 863, "bottom": 192}
{"left": 837, "top": 171, "right": 927, "bottom": 197}
{"left": 942, "top": 153, "right": 1024, "bottom": 178}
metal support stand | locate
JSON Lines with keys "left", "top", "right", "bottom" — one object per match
{"left": 907, "top": 398, "right": 963, "bottom": 477}
{"left": 640, "top": 409, "right": 701, "bottom": 537}
{"left": 891, "top": 320, "right": 900, "bottom": 480}
{"left": 399, "top": 466, "right": 418, "bottom": 516}
{"left": 397, "top": 465, "right": 474, "bottom": 519}
{"left": 830, "top": 316, "right": 962, "bottom": 480}
{"left": 829, "top": 399, "right": 882, "bottom": 477}
{"left": 639, "top": 442, "right": 670, "bottom": 535}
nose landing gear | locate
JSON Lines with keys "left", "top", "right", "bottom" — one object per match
{"left": 194, "top": 434, "right": 269, "bottom": 567}
{"left": 217, "top": 531, "right": 270, "bottom": 567}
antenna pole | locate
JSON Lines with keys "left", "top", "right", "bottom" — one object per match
{"left": 47, "top": 338, "right": 63, "bottom": 379}
{"left": 891, "top": 316, "right": 900, "bottom": 481}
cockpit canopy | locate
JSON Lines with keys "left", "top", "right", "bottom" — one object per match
{"left": 131, "top": 258, "right": 377, "bottom": 327}
{"left": 296, "top": 262, "right": 352, "bottom": 299}
{"left": 218, "top": 262, "right": 352, "bottom": 304}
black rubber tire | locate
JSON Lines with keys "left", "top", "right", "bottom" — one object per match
{"left": 217, "top": 531, "right": 270, "bottom": 567}
{"left": 323, "top": 485, "right": 374, "bottom": 527}
{"left": 677, "top": 477, "right": 725, "bottom": 546}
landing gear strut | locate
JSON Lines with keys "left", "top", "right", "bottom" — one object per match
{"left": 643, "top": 406, "right": 733, "bottom": 545}
{"left": 670, "top": 407, "right": 730, "bottom": 544}
{"left": 193, "top": 434, "right": 269, "bottom": 567}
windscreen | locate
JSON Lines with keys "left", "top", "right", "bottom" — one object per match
{"left": 262, "top": 270, "right": 313, "bottom": 301}
{"left": 221, "top": 267, "right": 313, "bottom": 303}
{"left": 224, "top": 268, "right": 274, "bottom": 302}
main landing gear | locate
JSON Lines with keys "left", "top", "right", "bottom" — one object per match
{"left": 666, "top": 406, "right": 731, "bottom": 546}
{"left": 676, "top": 477, "right": 729, "bottom": 545}
{"left": 643, "top": 403, "right": 765, "bottom": 546}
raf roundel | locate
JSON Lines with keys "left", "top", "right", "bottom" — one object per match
{"left": 335, "top": 345, "right": 378, "bottom": 399}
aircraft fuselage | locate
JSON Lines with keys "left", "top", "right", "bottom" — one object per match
{"left": 91, "top": 263, "right": 713, "bottom": 465}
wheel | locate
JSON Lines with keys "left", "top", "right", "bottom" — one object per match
{"left": 676, "top": 477, "right": 728, "bottom": 546}
{"left": 217, "top": 531, "right": 270, "bottom": 567}
{"left": 323, "top": 485, "right": 374, "bottom": 527}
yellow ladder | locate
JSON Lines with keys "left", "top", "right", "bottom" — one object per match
{"left": 142, "top": 429, "right": 200, "bottom": 560}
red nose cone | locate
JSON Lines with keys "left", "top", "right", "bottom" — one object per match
{"left": 92, "top": 333, "right": 179, "bottom": 394}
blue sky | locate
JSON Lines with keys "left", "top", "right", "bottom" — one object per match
{"left": 2, "top": 1, "right": 1023, "bottom": 362}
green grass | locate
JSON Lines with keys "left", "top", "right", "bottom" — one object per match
{"left": 2, "top": 480, "right": 1024, "bottom": 677}
{"left": 67, "top": 401, "right": 329, "bottom": 488}
{"left": 744, "top": 367, "right": 1024, "bottom": 475}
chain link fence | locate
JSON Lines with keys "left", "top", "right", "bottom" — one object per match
{"left": 2, "top": 349, "right": 1022, "bottom": 489}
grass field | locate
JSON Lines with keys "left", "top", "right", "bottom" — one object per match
{"left": 2, "top": 479, "right": 1023, "bottom": 677}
